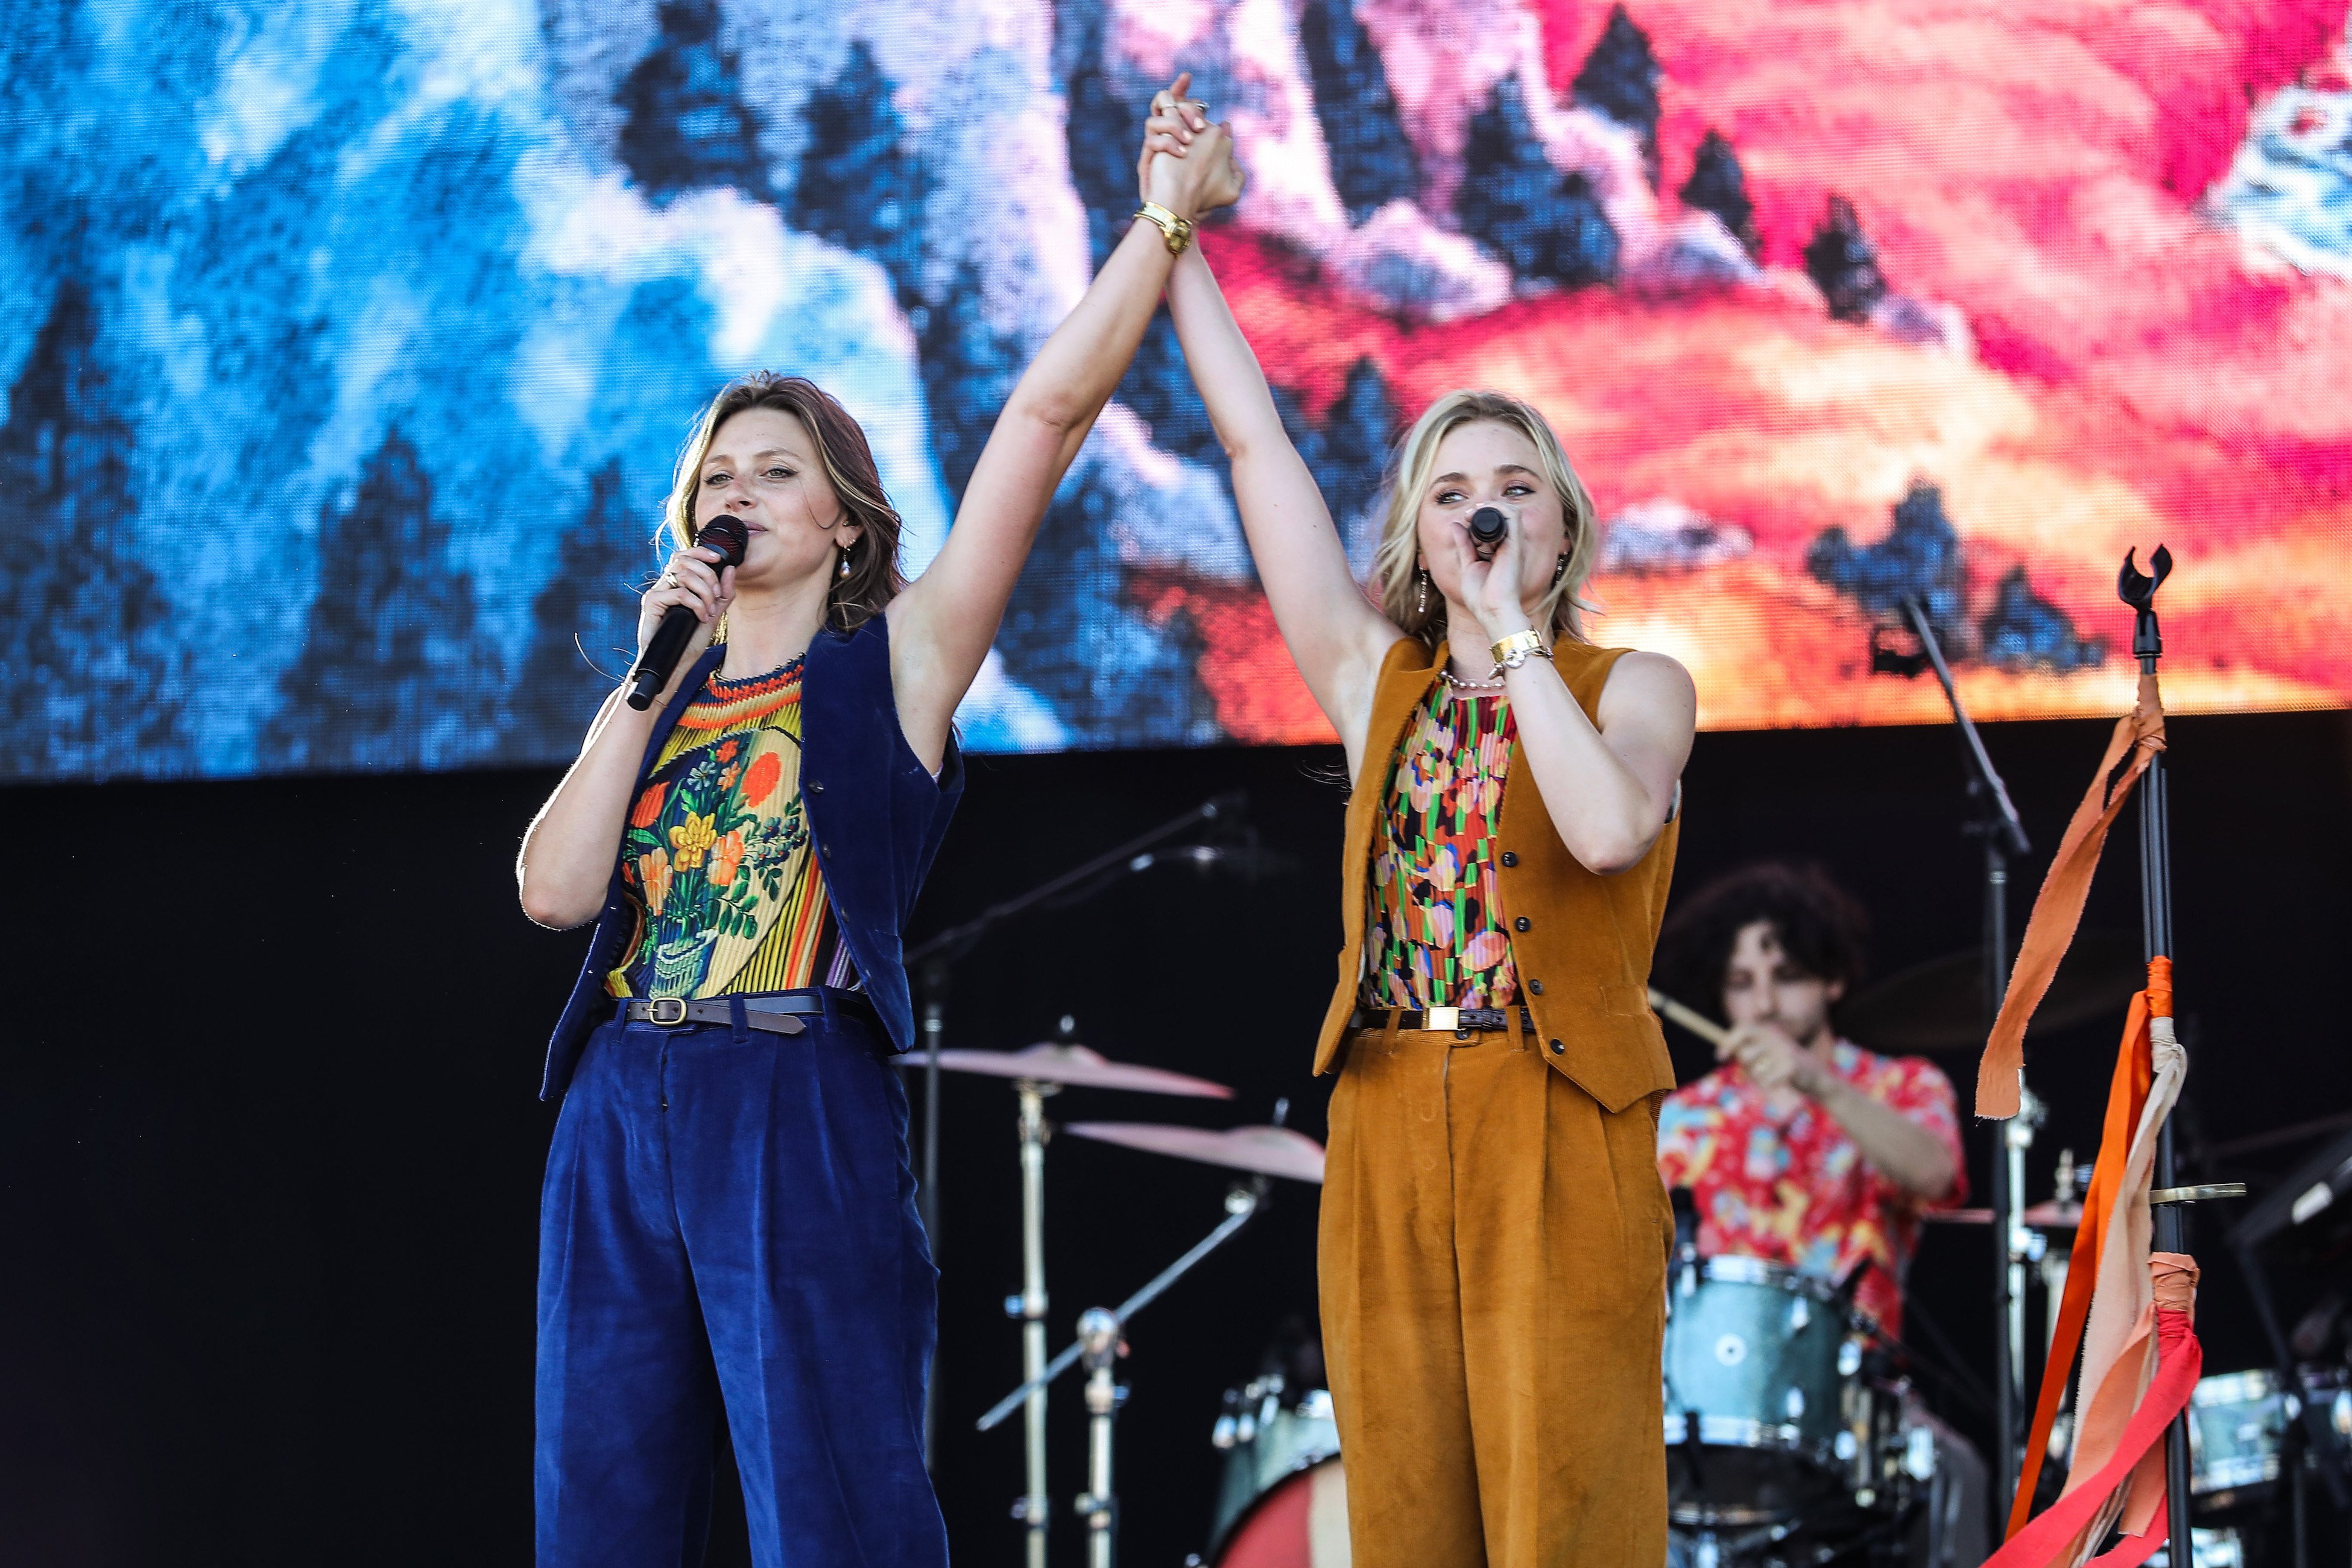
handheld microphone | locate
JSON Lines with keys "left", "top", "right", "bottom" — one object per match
{"left": 626, "top": 514, "right": 750, "bottom": 710}
{"left": 1468, "top": 507, "right": 1508, "bottom": 550}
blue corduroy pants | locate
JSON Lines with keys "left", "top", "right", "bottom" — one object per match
{"left": 536, "top": 996, "right": 946, "bottom": 1566}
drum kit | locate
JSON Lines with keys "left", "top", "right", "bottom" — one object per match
{"left": 915, "top": 1028, "right": 1955, "bottom": 1568}
{"left": 908, "top": 1032, "right": 2352, "bottom": 1567}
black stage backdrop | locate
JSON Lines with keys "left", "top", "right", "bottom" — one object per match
{"left": 5, "top": 711, "right": 2350, "bottom": 1566}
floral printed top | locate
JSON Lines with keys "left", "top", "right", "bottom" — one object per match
{"left": 1364, "top": 688, "right": 1520, "bottom": 1008}
{"left": 606, "top": 658, "right": 850, "bottom": 1000}
{"left": 1655, "top": 1042, "right": 1967, "bottom": 1332}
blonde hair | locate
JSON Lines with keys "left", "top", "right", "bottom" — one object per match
{"left": 662, "top": 371, "right": 906, "bottom": 634}
{"left": 1370, "top": 390, "right": 1601, "bottom": 648}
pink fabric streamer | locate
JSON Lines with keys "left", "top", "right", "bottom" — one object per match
{"left": 1982, "top": 1257, "right": 2202, "bottom": 1567}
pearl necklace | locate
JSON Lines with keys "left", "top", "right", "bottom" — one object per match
{"left": 1437, "top": 668, "right": 1506, "bottom": 693}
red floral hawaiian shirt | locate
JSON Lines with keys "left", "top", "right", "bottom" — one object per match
{"left": 1656, "top": 1042, "right": 1966, "bottom": 1333}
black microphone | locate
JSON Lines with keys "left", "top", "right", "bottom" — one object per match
{"left": 626, "top": 515, "right": 750, "bottom": 710}
{"left": 1468, "top": 507, "right": 1508, "bottom": 548}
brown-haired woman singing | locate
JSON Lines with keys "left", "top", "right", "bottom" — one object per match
{"left": 1144, "top": 97, "right": 1696, "bottom": 1567}
{"left": 513, "top": 81, "right": 1242, "bottom": 1568}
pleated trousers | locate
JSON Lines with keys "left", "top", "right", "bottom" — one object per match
{"left": 536, "top": 999, "right": 946, "bottom": 1567}
{"left": 1319, "top": 1015, "right": 1670, "bottom": 1568}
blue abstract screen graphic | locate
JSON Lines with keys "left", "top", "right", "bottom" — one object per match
{"left": 5, "top": 0, "right": 2348, "bottom": 782}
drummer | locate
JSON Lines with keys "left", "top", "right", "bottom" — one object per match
{"left": 1652, "top": 862, "right": 1963, "bottom": 1333}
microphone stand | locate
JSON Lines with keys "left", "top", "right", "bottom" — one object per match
{"left": 899, "top": 791, "right": 1248, "bottom": 1541}
{"left": 1875, "top": 598, "right": 2033, "bottom": 1536}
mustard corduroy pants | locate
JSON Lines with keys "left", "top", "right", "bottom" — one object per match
{"left": 1320, "top": 1017, "right": 1670, "bottom": 1567}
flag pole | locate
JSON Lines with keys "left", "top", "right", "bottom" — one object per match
{"left": 2119, "top": 546, "right": 2195, "bottom": 1560}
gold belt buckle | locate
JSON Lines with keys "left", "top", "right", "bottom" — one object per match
{"left": 648, "top": 997, "right": 689, "bottom": 1026}
{"left": 1426, "top": 1006, "right": 1460, "bottom": 1034}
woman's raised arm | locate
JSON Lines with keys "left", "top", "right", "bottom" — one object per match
{"left": 1155, "top": 121, "right": 1400, "bottom": 762}
{"left": 886, "top": 77, "right": 1244, "bottom": 768}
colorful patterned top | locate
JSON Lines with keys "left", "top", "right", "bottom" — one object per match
{"left": 606, "top": 657, "right": 851, "bottom": 1000}
{"left": 1364, "top": 687, "right": 1520, "bottom": 1008}
{"left": 1655, "top": 1042, "right": 1967, "bottom": 1332}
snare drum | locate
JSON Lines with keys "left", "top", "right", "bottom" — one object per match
{"left": 1662, "top": 1256, "right": 1902, "bottom": 1526}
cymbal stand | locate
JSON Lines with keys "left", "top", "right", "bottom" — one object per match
{"left": 900, "top": 790, "right": 1245, "bottom": 1508}
{"left": 1883, "top": 594, "right": 2034, "bottom": 1532}
{"left": 979, "top": 1178, "right": 1271, "bottom": 1567}
{"left": 1011, "top": 1074, "right": 1059, "bottom": 1568}
{"left": 1075, "top": 1306, "right": 1122, "bottom": 1568}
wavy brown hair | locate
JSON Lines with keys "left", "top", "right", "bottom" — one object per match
{"left": 662, "top": 371, "right": 906, "bottom": 634}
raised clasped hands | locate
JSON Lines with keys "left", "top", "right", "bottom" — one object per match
{"left": 1137, "top": 71, "right": 1247, "bottom": 222}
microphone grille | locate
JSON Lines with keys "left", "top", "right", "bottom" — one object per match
{"left": 698, "top": 514, "right": 751, "bottom": 566}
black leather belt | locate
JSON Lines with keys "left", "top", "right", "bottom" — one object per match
{"left": 1349, "top": 1005, "right": 1535, "bottom": 1035}
{"left": 622, "top": 993, "right": 832, "bottom": 1035}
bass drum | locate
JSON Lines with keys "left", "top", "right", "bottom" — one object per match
{"left": 1212, "top": 1456, "right": 1351, "bottom": 1567}
{"left": 1204, "top": 1386, "right": 1350, "bottom": 1567}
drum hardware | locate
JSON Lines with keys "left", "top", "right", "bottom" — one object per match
{"left": 899, "top": 789, "right": 1249, "bottom": 1501}
{"left": 1075, "top": 1307, "right": 1126, "bottom": 1568}
{"left": 911, "top": 1033, "right": 1231, "bottom": 1566}
{"left": 979, "top": 1178, "right": 1272, "bottom": 1566}
{"left": 984, "top": 1104, "right": 1326, "bottom": 1566}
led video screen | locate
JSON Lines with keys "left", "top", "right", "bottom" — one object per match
{"left": 5, "top": 0, "right": 2348, "bottom": 779}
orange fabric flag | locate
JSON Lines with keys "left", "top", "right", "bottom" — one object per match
{"left": 1977, "top": 672, "right": 2165, "bottom": 1118}
{"left": 2006, "top": 982, "right": 2155, "bottom": 1538}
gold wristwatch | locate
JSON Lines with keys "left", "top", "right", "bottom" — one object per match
{"left": 1488, "top": 630, "right": 1552, "bottom": 672}
{"left": 1134, "top": 202, "right": 1197, "bottom": 256}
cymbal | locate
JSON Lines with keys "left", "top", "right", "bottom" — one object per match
{"left": 1836, "top": 933, "right": 2148, "bottom": 1054}
{"left": 1923, "top": 1203, "right": 2084, "bottom": 1228}
{"left": 903, "top": 1043, "right": 1233, "bottom": 1099}
{"left": 1061, "top": 1121, "right": 1327, "bottom": 1184}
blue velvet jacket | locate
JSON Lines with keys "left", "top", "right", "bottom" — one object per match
{"left": 539, "top": 615, "right": 966, "bottom": 1101}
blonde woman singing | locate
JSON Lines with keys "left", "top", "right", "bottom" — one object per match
{"left": 1144, "top": 98, "right": 1696, "bottom": 1567}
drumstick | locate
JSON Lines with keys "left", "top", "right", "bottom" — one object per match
{"left": 1646, "top": 987, "right": 1731, "bottom": 1049}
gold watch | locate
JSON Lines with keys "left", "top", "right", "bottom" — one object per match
{"left": 1488, "top": 630, "right": 1552, "bottom": 672}
{"left": 1134, "top": 202, "right": 1197, "bottom": 256}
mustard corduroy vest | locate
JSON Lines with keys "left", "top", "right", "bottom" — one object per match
{"left": 1313, "top": 636, "right": 1681, "bottom": 1113}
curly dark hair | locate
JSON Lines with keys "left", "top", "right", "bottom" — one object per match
{"left": 1653, "top": 861, "right": 1871, "bottom": 1028}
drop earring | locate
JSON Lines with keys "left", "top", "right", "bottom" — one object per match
{"left": 839, "top": 551, "right": 852, "bottom": 578}
{"left": 1415, "top": 567, "right": 1429, "bottom": 616}
{"left": 1552, "top": 552, "right": 1569, "bottom": 586}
